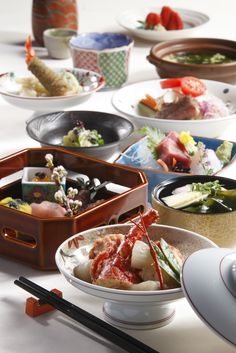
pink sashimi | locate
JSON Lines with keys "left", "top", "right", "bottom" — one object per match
{"left": 155, "top": 131, "right": 191, "bottom": 169}
{"left": 31, "top": 201, "right": 66, "bottom": 218}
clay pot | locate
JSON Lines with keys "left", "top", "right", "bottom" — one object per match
{"left": 147, "top": 38, "right": 236, "bottom": 84}
{"left": 32, "top": 0, "right": 78, "bottom": 46}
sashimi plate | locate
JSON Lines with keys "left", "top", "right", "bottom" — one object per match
{"left": 115, "top": 135, "right": 236, "bottom": 202}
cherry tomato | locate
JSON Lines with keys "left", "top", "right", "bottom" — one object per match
{"left": 180, "top": 76, "right": 207, "bottom": 97}
{"left": 160, "top": 78, "right": 182, "bottom": 89}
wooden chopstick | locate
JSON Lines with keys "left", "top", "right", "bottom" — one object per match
{"left": 14, "top": 276, "right": 160, "bottom": 353}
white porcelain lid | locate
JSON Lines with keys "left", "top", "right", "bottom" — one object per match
{"left": 181, "top": 248, "right": 236, "bottom": 346}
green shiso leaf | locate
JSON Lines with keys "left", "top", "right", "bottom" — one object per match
{"left": 138, "top": 126, "right": 165, "bottom": 159}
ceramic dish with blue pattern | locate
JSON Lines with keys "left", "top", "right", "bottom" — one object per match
{"left": 116, "top": 131, "right": 236, "bottom": 202}
{"left": 70, "top": 32, "right": 134, "bottom": 88}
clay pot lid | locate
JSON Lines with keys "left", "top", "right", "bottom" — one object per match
{"left": 181, "top": 247, "right": 236, "bottom": 346}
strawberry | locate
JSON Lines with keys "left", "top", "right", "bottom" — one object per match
{"left": 160, "top": 6, "right": 172, "bottom": 28}
{"left": 175, "top": 11, "right": 184, "bottom": 29}
{"left": 145, "top": 12, "right": 162, "bottom": 29}
{"left": 165, "top": 10, "right": 183, "bottom": 30}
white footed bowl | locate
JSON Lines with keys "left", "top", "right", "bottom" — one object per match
{"left": 55, "top": 223, "right": 216, "bottom": 330}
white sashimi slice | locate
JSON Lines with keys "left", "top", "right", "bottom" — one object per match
{"left": 162, "top": 191, "right": 209, "bottom": 209}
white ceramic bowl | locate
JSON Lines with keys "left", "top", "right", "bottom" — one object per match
{"left": 0, "top": 68, "right": 105, "bottom": 112}
{"left": 55, "top": 223, "right": 216, "bottom": 330}
{"left": 112, "top": 79, "right": 236, "bottom": 138}
{"left": 117, "top": 7, "right": 209, "bottom": 42}
{"left": 43, "top": 28, "right": 77, "bottom": 59}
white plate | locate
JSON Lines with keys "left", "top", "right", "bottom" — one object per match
{"left": 117, "top": 7, "right": 209, "bottom": 42}
{"left": 112, "top": 79, "right": 236, "bottom": 138}
{"left": 0, "top": 68, "right": 105, "bottom": 112}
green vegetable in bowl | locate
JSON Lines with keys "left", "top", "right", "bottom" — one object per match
{"left": 63, "top": 121, "right": 104, "bottom": 147}
{"left": 162, "top": 180, "right": 236, "bottom": 214}
{"left": 216, "top": 140, "right": 233, "bottom": 165}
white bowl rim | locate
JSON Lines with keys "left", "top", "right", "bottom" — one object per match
{"left": 0, "top": 67, "right": 105, "bottom": 100}
{"left": 112, "top": 78, "right": 236, "bottom": 124}
{"left": 55, "top": 223, "right": 217, "bottom": 297}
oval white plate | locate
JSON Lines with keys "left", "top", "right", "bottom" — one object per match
{"left": 112, "top": 79, "right": 236, "bottom": 138}
{"left": 0, "top": 68, "right": 105, "bottom": 112}
{"left": 117, "top": 7, "right": 209, "bottom": 42}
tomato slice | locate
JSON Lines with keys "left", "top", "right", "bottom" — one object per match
{"left": 160, "top": 78, "right": 182, "bottom": 89}
{"left": 180, "top": 76, "right": 206, "bottom": 97}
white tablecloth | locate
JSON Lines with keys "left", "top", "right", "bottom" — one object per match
{"left": 0, "top": 1, "right": 235, "bottom": 353}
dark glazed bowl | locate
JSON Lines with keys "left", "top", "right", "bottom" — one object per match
{"left": 152, "top": 175, "right": 236, "bottom": 247}
{"left": 26, "top": 111, "right": 134, "bottom": 161}
{"left": 147, "top": 38, "right": 236, "bottom": 83}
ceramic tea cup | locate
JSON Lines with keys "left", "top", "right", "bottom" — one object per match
{"left": 43, "top": 28, "right": 77, "bottom": 59}
{"left": 70, "top": 32, "right": 134, "bottom": 88}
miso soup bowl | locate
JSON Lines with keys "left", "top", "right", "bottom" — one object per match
{"left": 152, "top": 175, "right": 236, "bottom": 248}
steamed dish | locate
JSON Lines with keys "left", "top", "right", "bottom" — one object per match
{"left": 139, "top": 77, "right": 235, "bottom": 120}
{"left": 162, "top": 180, "right": 236, "bottom": 213}
{"left": 63, "top": 121, "right": 104, "bottom": 147}
{"left": 124, "top": 127, "right": 233, "bottom": 175}
{"left": 62, "top": 209, "right": 183, "bottom": 291}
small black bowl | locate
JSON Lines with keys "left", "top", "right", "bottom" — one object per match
{"left": 26, "top": 111, "right": 134, "bottom": 161}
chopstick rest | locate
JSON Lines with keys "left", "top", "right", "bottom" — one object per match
{"left": 25, "top": 288, "right": 63, "bottom": 317}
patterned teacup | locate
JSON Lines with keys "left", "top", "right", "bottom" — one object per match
{"left": 70, "top": 32, "right": 133, "bottom": 88}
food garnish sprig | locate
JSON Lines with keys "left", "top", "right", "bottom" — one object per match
{"left": 45, "top": 154, "right": 82, "bottom": 217}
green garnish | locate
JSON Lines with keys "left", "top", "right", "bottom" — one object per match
{"left": 164, "top": 52, "right": 235, "bottom": 65}
{"left": 216, "top": 141, "right": 233, "bottom": 165}
{"left": 159, "top": 238, "right": 181, "bottom": 275}
{"left": 151, "top": 240, "right": 180, "bottom": 285}
{"left": 191, "top": 180, "right": 223, "bottom": 195}
{"left": 138, "top": 126, "right": 165, "bottom": 159}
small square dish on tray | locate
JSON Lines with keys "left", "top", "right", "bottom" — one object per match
{"left": 115, "top": 131, "right": 236, "bottom": 202}
{"left": 0, "top": 148, "right": 148, "bottom": 270}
